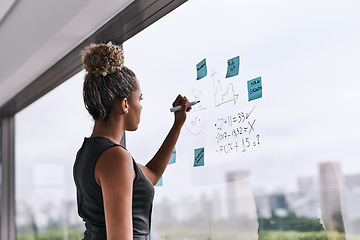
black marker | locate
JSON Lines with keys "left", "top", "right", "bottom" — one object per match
{"left": 170, "top": 100, "right": 200, "bottom": 112}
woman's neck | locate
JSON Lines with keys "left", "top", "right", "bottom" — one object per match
{"left": 91, "top": 118, "right": 125, "bottom": 144}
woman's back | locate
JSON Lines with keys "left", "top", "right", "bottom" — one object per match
{"left": 73, "top": 137, "right": 154, "bottom": 239}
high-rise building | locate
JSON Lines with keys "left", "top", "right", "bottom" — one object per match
{"left": 226, "top": 171, "right": 257, "bottom": 218}
{"left": 318, "top": 162, "right": 345, "bottom": 232}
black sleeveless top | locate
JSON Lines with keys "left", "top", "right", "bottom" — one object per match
{"left": 73, "top": 137, "right": 155, "bottom": 240}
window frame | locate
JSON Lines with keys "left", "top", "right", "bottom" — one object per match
{"left": 0, "top": 117, "right": 15, "bottom": 240}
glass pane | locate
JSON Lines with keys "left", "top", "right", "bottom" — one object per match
{"left": 15, "top": 71, "right": 92, "bottom": 239}
{"left": 124, "top": 0, "right": 360, "bottom": 239}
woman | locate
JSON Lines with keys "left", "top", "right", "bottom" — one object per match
{"left": 73, "top": 42, "right": 190, "bottom": 240}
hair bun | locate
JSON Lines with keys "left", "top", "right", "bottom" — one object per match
{"left": 81, "top": 42, "right": 124, "bottom": 77}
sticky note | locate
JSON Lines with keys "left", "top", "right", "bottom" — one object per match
{"left": 168, "top": 147, "right": 176, "bottom": 165}
{"left": 194, "top": 147, "right": 205, "bottom": 167}
{"left": 155, "top": 176, "right": 163, "bottom": 186}
{"left": 196, "top": 58, "right": 207, "bottom": 80}
{"left": 226, "top": 56, "right": 240, "bottom": 78}
{"left": 247, "top": 77, "right": 262, "bottom": 101}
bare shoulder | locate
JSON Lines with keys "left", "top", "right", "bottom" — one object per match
{"left": 94, "top": 146, "right": 135, "bottom": 186}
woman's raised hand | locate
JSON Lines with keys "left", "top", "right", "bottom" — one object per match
{"left": 172, "top": 94, "right": 190, "bottom": 126}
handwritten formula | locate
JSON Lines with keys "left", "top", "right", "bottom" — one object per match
{"left": 214, "top": 106, "right": 260, "bottom": 155}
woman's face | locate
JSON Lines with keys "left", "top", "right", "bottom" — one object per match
{"left": 126, "top": 77, "right": 143, "bottom": 131}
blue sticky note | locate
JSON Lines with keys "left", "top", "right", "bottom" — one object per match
{"left": 226, "top": 56, "right": 240, "bottom": 78}
{"left": 247, "top": 77, "right": 262, "bottom": 101}
{"left": 196, "top": 58, "right": 207, "bottom": 80}
{"left": 194, "top": 147, "right": 205, "bottom": 167}
{"left": 155, "top": 176, "right": 163, "bottom": 186}
{"left": 168, "top": 147, "right": 176, "bottom": 165}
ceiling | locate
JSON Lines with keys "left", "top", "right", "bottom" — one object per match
{"left": 0, "top": 0, "right": 134, "bottom": 108}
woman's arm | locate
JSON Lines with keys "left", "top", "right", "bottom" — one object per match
{"left": 94, "top": 146, "right": 135, "bottom": 240}
{"left": 141, "top": 95, "right": 189, "bottom": 185}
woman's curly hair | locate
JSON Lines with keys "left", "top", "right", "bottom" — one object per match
{"left": 81, "top": 42, "right": 124, "bottom": 77}
{"left": 81, "top": 42, "right": 136, "bottom": 121}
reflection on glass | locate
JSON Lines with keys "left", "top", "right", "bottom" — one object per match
{"left": 15, "top": 72, "right": 92, "bottom": 239}
{"left": 124, "top": 0, "right": 360, "bottom": 239}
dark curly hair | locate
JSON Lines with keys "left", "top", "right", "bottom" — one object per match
{"left": 81, "top": 42, "right": 136, "bottom": 121}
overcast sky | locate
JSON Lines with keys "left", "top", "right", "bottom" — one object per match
{"left": 15, "top": 0, "right": 360, "bottom": 213}
{"left": 124, "top": 0, "right": 360, "bottom": 199}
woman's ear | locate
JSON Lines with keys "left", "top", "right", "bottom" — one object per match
{"left": 121, "top": 98, "right": 129, "bottom": 114}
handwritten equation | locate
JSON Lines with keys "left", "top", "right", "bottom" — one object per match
{"left": 214, "top": 106, "right": 260, "bottom": 155}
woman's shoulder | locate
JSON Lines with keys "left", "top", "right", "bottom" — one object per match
{"left": 99, "top": 145, "right": 133, "bottom": 168}
{"left": 94, "top": 145, "right": 135, "bottom": 186}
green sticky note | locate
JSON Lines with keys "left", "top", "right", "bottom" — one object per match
{"left": 168, "top": 147, "right": 176, "bottom": 165}
{"left": 247, "top": 77, "right": 262, "bottom": 101}
{"left": 194, "top": 147, "right": 205, "bottom": 167}
{"left": 196, "top": 58, "right": 207, "bottom": 80}
{"left": 155, "top": 176, "right": 163, "bottom": 186}
{"left": 225, "top": 56, "right": 240, "bottom": 78}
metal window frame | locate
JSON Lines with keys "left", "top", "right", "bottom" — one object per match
{"left": 0, "top": 117, "right": 15, "bottom": 240}
{"left": 0, "top": 0, "right": 186, "bottom": 239}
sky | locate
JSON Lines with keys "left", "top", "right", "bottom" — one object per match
{"left": 14, "top": 0, "right": 360, "bottom": 225}
{"left": 123, "top": 0, "right": 360, "bottom": 198}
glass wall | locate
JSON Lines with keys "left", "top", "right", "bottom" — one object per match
{"left": 15, "top": 71, "right": 92, "bottom": 239}
{"left": 124, "top": 0, "right": 360, "bottom": 239}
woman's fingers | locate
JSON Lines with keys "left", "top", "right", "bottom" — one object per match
{"left": 173, "top": 94, "right": 189, "bottom": 109}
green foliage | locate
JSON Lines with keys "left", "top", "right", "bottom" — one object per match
{"left": 157, "top": 229, "right": 356, "bottom": 240}
{"left": 258, "top": 231, "right": 329, "bottom": 240}
{"left": 16, "top": 229, "right": 84, "bottom": 240}
{"left": 258, "top": 215, "right": 325, "bottom": 232}
{"left": 16, "top": 228, "right": 359, "bottom": 240}
{"left": 158, "top": 229, "right": 258, "bottom": 240}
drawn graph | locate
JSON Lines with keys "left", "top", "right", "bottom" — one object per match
{"left": 185, "top": 89, "right": 206, "bottom": 135}
{"left": 211, "top": 69, "right": 239, "bottom": 107}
